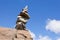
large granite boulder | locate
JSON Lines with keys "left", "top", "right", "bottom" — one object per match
{"left": 0, "top": 27, "right": 33, "bottom": 40}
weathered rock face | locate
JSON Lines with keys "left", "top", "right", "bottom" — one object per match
{"left": 0, "top": 27, "right": 33, "bottom": 40}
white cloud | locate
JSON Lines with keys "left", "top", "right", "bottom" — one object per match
{"left": 46, "top": 19, "right": 60, "bottom": 34}
{"left": 28, "top": 30, "right": 36, "bottom": 40}
{"left": 38, "top": 35, "right": 52, "bottom": 40}
{"left": 57, "top": 38, "right": 60, "bottom": 40}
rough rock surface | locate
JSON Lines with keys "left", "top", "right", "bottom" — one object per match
{"left": 0, "top": 27, "right": 32, "bottom": 40}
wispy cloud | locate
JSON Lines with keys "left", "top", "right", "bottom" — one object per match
{"left": 38, "top": 35, "right": 52, "bottom": 40}
{"left": 46, "top": 19, "right": 60, "bottom": 34}
{"left": 57, "top": 38, "right": 60, "bottom": 40}
{"left": 28, "top": 30, "right": 36, "bottom": 40}
{"left": 28, "top": 30, "right": 52, "bottom": 40}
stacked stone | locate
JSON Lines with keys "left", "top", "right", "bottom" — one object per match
{"left": 15, "top": 6, "right": 30, "bottom": 30}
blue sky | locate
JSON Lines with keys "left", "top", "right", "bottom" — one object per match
{"left": 0, "top": 0, "right": 60, "bottom": 40}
